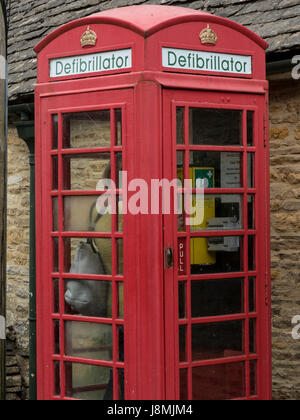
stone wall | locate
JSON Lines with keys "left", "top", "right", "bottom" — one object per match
{"left": 6, "top": 126, "right": 30, "bottom": 400}
{"left": 269, "top": 77, "right": 300, "bottom": 400}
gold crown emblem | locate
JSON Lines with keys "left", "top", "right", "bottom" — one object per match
{"left": 200, "top": 25, "right": 218, "bottom": 45}
{"left": 80, "top": 26, "right": 97, "bottom": 48}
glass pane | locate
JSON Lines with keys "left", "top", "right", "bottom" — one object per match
{"left": 179, "top": 282, "right": 186, "bottom": 319}
{"left": 190, "top": 236, "right": 243, "bottom": 275}
{"left": 118, "top": 282, "right": 124, "bottom": 319}
{"left": 118, "top": 325, "right": 124, "bottom": 362}
{"left": 117, "top": 240, "right": 123, "bottom": 275}
{"left": 191, "top": 278, "right": 244, "bottom": 318}
{"left": 247, "top": 153, "right": 255, "bottom": 188}
{"left": 65, "top": 322, "right": 113, "bottom": 361}
{"left": 250, "top": 360, "right": 257, "bottom": 395}
{"left": 63, "top": 196, "right": 111, "bottom": 233}
{"left": 65, "top": 363, "right": 113, "bottom": 400}
{"left": 248, "top": 195, "right": 255, "bottom": 229}
{"left": 117, "top": 195, "right": 123, "bottom": 232}
{"left": 192, "top": 321, "right": 244, "bottom": 361}
{"left": 190, "top": 194, "right": 243, "bottom": 232}
{"left": 180, "top": 369, "right": 188, "bottom": 400}
{"left": 54, "top": 361, "right": 60, "bottom": 396}
{"left": 190, "top": 151, "right": 243, "bottom": 189}
{"left": 53, "top": 238, "right": 59, "bottom": 273}
{"left": 52, "top": 156, "right": 58, "bottom": 190}
{"left": 63, "top": 110, "right": 111, "bottom": 149}
{"left": 179, "top": 325, "right": 187, "bottom": 362}
{"left": 64, "top": 238, "right": 112, "bottom": 276}
{"left": 247, "top": 111, "right": 254, "bottom": 146}
{"left": 53, "top": 197, "right": 59, "bottom": 232}
{"left": 249, "top": 318, "right": 256, "bottom": 354}
{"left": 115, "top": 152, "right": 123, "bottom": 190}
{"left": 176, "top": 107, "right": 185, "bottom": 145}
{"left": 52, "top": 115, "right": 58, "bottom": 150}
{"left": 248, "top": 236, "right": 255, "bottom": 271}
{"left": 189, "top": 108, "right": 243, "bottom": 146}
{"left": 64, "top": 279, "right": 112, "bottom": 318}
{"left": 118, "top": 369, "right": 125, "bottom": 400}
{"left": 54, "top": 320, "right": 60, "bottom": 355}
{"left": 53, "top": 279, "right": 59, "bottom": 314}
{"left": 249, "top": 277, "right": 256, "bottom": 313}
{"left": 192, "top": 363, "right": 245, "bottom": 400}
{"left": 115, "top": 109, "right": 122, "bottom": 146}
{"left": 63, "top": 153, "right": 111, "bottom": 191}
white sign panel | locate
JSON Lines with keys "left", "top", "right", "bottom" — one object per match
{"left": 50, "top": 48, "right": 132, "bottom": 78}
{"left": 162, "top": 47, "right": 252, "bottom": 76}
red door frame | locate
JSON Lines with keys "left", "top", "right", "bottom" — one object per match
{"left": 163, "top": 89, "right": 271, "bottom": 400}
{"left": 35, "top": 87, "right": 138, "bottom": 400}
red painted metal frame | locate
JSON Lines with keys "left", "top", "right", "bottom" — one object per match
{"left": 35, "top": 5, "right": 270, "bottom": 401}
{"left": 163, "top": 89, "right": 271, "bottom": 400}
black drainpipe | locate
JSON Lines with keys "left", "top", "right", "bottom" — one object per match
{"left": 9, "top": 104, "right": 36, "bottom": 400}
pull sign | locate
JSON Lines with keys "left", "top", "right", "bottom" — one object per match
{"left": 178, "top": 239, "right": 186, "bottom": 275}
{"left": 165, "top": 247, "right": 174, "bottom": 269}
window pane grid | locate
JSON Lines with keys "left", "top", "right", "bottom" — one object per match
{"left": 50, "top": 108, "right": 125, "bottom": 400}
{"left": 175, "top": 105, "right": 258, "bottom": 400}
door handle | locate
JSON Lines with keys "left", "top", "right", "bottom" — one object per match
{"left": 165, "top": 247, "right": 174, "bottom": 269}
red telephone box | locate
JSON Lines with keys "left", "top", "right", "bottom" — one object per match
{"left": 34, "top": 5, "right": 271, "bottom": 400}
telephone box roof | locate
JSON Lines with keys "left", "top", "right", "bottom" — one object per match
{"left": 34, "top": 5, "right": 268, "bottom": 54}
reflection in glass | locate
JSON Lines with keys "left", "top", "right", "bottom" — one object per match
{"left": 118, "top": 282, "right": 124, "bottom": 319}
{"left": 248, "top": 236, "right": 255, "bottom": 271}
{"left": 118, "top": 325, "right": 124, "bottom": 362}
{"left": 192, "top": 363, "right": 245, "bottom": 400}
{"left": 191, "top": 278, "right": 244, "bottom": 318}
{"left": 248, "top": 196, "right": 255, "bottom": 230}
{"left": 179, "top": 325, "right": 187, "bottom": 362}
{"left": 64, "top": 279, "right": 112, "bottom": 318}
{"left": 250, "top": 360, "right": 257, "bottom": 395}
{"left": 247, "top": 153, "right": 255, "bottom": 188}
{"left": 65, "top": 322, "right": 113, "bottom": 361}
{"left": 53, "top": 279, "right": 59, "bottom": 314}
{"left": 52, "top": 115, "right": 58, "bottom": 150}
{"left": 115, "top": 109, "right": 122, "bottom": 146}
{"left": 53, "top": 238, "right": 59, "bottom": 273}
{"left": 190, "top": 151, "right": 243, "bottom": 189}
{"left": 54, "top": 361, "right": 60, "bottom": 396}
{"left": 179, "top": 282, "right": 186, "bottom": 319}
{"left": 247, "top": 111, "right": 254, "bottom": 146}
{"left": 53, "top": 197, "right": 59, "bottom": 232}
{"left": 189, "top": 108, "right": 243, "bottom": 146}
{"left": 118, "top": 369, "right": 125, "bottom": 400}
{"left": 63, "top": 154, "right": 111, "bottom": 191}
{"left": 176, "top": 107, "right": 185, "bottom": 145}
{"left": 64, "top": 237, "right": 112, "bottom": 275}
{"left": 65, "top": 362, "right": 113, "bottom": 400}
{"left": 180, "top": 369, "right": 188, "bottom": 400}
{"left": 54, "top": 320, "right": 60, "bottom": 355}
{"left": 63, "top": 196, "right": 111, "bottom": 233}
{"left": 249, "top": 318, "right": 256, "bottom": 354}
{"left": 190, "top": 236, "right": 243, "bottom": 275}
{"left": 192, "top": 321, "right": 244, "bottom": 361}
{"left": 52, "top": 156, "right": 58, "bottom": 190}
{"left": 63, "top": 110, "right": 111, "bottom": 149}
{"left": 249, "top": 277, "right": 256, "bottom": 313}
